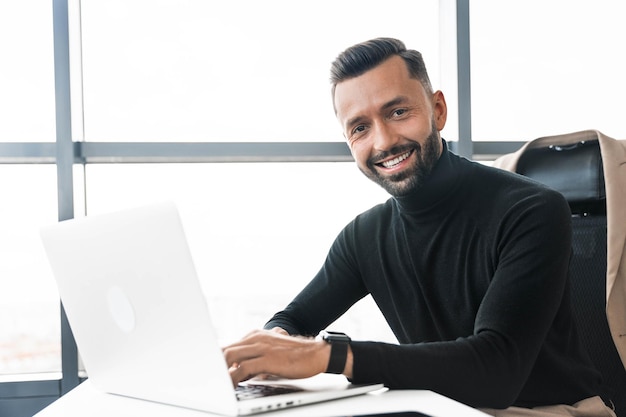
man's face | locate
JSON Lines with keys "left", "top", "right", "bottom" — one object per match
{"left": 334, "top": 56, "right": 447, "bottom": 197}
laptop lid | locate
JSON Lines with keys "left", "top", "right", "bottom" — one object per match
{"left": 40, "top": 202, "right": 382, "bottom": 416}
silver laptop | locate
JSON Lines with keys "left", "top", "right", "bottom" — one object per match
{"left": 39, "top": 201, "right": 383, "bottom": 416}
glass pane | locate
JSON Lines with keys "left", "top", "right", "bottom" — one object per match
{"left": 80, "top": 0, "right": 440, "bottom": 142}
{"left": 470, "top": 0, "right": 626, "bottom": 141}
{"left": 0, "top": 1, "right": 56, "bottom": 143}
{"left": 0, "top": 166, "right": 60, "bottom": 376}
{"left": 85, "top": 162, "right": 397, "bottom": 344}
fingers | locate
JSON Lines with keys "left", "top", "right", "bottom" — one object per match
{"left": 222, "top": 329, "right": 329, "bottom": 386}
{"left": 224, "top": 334, "right": 281, "bottom": 386}
{"left": 228, "top": 356, "right": 270, "bottom": 385}
{"left": 223, "top": 337, "right": 263, "bottom": 370}
{"left": 223, "top": 330, "right": 276, "bottom": 383}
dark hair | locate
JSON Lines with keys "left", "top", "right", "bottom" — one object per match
{"left": 330, "top": 37, "right": 433, "bottom": 100}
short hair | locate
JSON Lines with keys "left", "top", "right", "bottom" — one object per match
{"left": 330, "top": 37, "right": 433, "bottom": 102}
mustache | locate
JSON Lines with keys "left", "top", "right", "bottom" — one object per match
{"left": 368, "top": 143, "right": 421, "bottom": 166}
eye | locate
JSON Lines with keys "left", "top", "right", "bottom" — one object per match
{"left": 391, "top": 108, "right": 407, "bottom": 118}
{"left": 347, "top": 125, "right": 367, "bottom": 145}
{"left": 348, "top": 124, "right": 367, "bottom": 138}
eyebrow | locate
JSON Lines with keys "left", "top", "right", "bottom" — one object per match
{"left": 381, "top": 95, "right": 410, "bottom": 112}
{"left": 344, "top": 95, "right": 411, "bottom": 130}
{"left": 344, "top": 115, "right": 367, "bottom": 132}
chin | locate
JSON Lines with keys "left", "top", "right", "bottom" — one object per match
{"left": 379, "top": 175, "right": 421, "bottom": 197}
{"left": 361, "top": 164, "right": 423, "bottom": 197}
{"left": 384, "top": 183, "right": 417, "bottom": 197}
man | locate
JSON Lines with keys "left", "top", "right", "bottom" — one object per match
{"left": 223, "top": 38, "right": 613, "bottom": 416}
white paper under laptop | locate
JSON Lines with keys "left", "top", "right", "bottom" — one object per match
{"left": 40, "top": 201, "right": 383, "bottom": 416}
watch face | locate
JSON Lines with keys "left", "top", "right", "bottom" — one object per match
{"left": 322, "top": 331, "right": 351, "bottom": 343}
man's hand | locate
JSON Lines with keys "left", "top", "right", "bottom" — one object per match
{"left": 222, "top": 329, "right": 331, "bottom": 386}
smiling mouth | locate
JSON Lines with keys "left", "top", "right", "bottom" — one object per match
{"left": 378, "top": 150, "right": 413, "bottom": 169}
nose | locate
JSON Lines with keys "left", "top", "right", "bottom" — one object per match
{"left": 372, "top": 121, "right": 399, "bottom": 152}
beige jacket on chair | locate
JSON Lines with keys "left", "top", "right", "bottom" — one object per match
{"left": 492, "top": 130, "right": 626, "bottom": 371}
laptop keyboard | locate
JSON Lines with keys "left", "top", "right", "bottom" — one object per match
{"left": 235, "top": 383, "right": 302, "bottom": 401}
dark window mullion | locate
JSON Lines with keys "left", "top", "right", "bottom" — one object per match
{"left": 52, "top": 0, "right": 79, "bottom": 394}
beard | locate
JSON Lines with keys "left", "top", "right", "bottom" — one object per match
{"left": 360, "top": 123, "right": 441, "bottom": 197}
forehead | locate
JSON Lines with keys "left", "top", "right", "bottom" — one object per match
{"left": 333, "top": 56, "right": 428, "bottom": 126}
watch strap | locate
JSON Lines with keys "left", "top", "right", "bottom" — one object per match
{"left": 326, "top": 339, "right": 349, "bottom": 374}
{"left": 319, "top": 331, "right": 351, "bottom": 374}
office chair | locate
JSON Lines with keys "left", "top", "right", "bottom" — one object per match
{"left": 516, "top": 139, "right": 626, "bottom": 416}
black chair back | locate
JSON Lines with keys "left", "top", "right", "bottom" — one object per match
{"left": 517, "top": 139, "right": 626, "bottom": 416}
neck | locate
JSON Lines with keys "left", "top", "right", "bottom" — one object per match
{"left": 394, "top": 139, "right": 459, "bottom": 213}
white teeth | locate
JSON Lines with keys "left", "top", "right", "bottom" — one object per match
{"left": 381, "top": 151, "right": 411, "bottom": 168}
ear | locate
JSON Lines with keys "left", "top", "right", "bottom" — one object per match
{"left": 432, "top": 90, "right": 447, "bottom": 131}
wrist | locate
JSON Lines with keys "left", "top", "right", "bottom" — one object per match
{"left": 317, "top": 330, "right": 351, "bottom": 374}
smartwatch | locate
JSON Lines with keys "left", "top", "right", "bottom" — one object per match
{"left": 318, "top": 330, "right": 351, "bottom": 374}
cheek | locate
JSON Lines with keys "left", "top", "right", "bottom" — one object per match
{"left": 403, "top": 117, "right": 432, "bottom": 138}
{"left": 349, "top": 142, "right": 370, "bottom": 165}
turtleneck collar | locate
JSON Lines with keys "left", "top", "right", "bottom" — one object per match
{"left": 393, "top": 139, "right": 462, "bottom": 214}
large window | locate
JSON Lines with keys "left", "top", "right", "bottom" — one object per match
{"left": 1, "top": 0, "right": 440, "bottom": 376}
{"left": 1, "top": 2, "right": 442, "bottom": 415}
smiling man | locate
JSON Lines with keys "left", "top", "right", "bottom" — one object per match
{"left": 223, "top": 38, "right": 614, "bottom": 416}
{"left": 335, "top": 53, "right": 444, "bottom": 197}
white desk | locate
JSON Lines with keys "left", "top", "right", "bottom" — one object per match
{"left": 34, "top": 380, "right": 489, "bottom": 417}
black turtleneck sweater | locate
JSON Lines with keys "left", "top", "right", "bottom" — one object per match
{"left": 265, "top": 141, "right": 601, "bottom": 409}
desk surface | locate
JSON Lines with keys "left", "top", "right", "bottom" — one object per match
{"left": 35, "top": 380, "right": 489, "bottom": 417}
